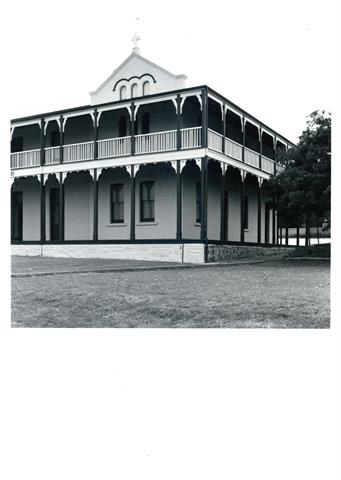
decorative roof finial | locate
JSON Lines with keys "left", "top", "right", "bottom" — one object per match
{"left": 131, "top": 18, "right": 141, "bottom": 55}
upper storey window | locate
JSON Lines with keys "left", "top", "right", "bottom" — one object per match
{"left": 142, "top": 81, "right": 150, "bottom": 96}
{"left": 131, "top": 83, "right": 138, "bottom": 98}
{"left": 120, "top": 86, "right": 127, "bottom": 100}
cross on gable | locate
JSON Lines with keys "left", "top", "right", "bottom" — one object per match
{"left": 131, "top": 32, "right": 141, "bottom": 48}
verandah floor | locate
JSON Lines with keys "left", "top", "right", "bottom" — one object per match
{"left": 11, "top": 257, "right": 330, "bottom": 328}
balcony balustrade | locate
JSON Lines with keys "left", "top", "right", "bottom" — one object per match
{"left": 45, "top": 146, "right": 60, "bottom": 164}
{"left": 224, "top": 138, "right": 243, "bottom": 162}
{"left": 63, "top": 141, "right": 94, "bottom": 163}
{"left": 10, "top": 149, "right": 40, "bottom": 169}
{"left": 10, "top": 123, "right": 280, "bottom": 178}
{"left": 245, "top": 148, "right": 260, "bottom": 169}
{"left": 261, "top": 155, "right": 275, "bottom": 174}
{"left": 135, "top": 130, "right": 177, "bottom": 155}
{"left": 208, "top": 129, "right": 223, "bottom": 152}
{"left": 98, "top": 136, "right": 131, "bottom": 158}
{"left": 181, "top": 127, "right": 202, "bottom": 149}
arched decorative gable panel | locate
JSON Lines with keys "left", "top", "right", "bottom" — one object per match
{"left": 120, "top": 85, "right": 127, "bottom": 100}
{"left": 131, "top": 83, "right": 138, "bottom": 98}
{"left": 90, "top": 51, "right": 187, "bottom": 105}
{"left": 143, "top": 81, "right": 150, "bottom": 96}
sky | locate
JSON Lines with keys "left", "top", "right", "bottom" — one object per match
{"left": 2, "top": 0, "right": 340, "bottom": 143}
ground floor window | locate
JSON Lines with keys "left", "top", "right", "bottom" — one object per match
{"left": 140, "top": 181, "right": 155, "bottom": 222}
{"left": 196, "top": 182, "right": 201, "bottom": 223}
{"left": 110, "top": 183, "right": 124, "bottom": 223}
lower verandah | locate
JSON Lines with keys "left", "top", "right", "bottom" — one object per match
{"left": 11, "top": 161, "right": 276, "bottom": 244}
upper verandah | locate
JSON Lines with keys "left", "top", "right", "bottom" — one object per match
{"left": 10, "top": 84, "right": 295, "bottom": 149}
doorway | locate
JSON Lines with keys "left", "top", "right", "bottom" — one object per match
{"left": 11, "top": 191, "right": 23, "bottom": 241}
{"left": 50, "top": 188, "right": 60, "bottom": 241}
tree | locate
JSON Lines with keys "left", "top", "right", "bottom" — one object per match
{"left": 267, "top": 110, "right": 331, "bottom": 245}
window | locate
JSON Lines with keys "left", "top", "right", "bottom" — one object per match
{"left": 142, "top": 81, "right": 150, "bottom": 96}
{"left": 118, "top": 116, "right": 127, "bottom": 137}
{"left": 243, "top": 195, "right": 249, "bottom": 230}
{"left": 11, "top": 136, "right": 23, "bottom": 153}
{"left": 141, "top": 112, "right": 150, "bottom": 134}
{"left": 140, "top": 181, "right": 155, "bottom": 222}
{"left": 196, "top": 182, "right": 201, "bottom": 223}
{"left": 131, "top": 83, "right": 138, "bottom": 98}
{"left": 110, "top": 184, "right": 124, "bottom": 223}
{"left": 120, "top": 85, "right": 127, "bottom": 100}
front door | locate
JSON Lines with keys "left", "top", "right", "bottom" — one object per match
{"left": 50, "top": 188, "right": 60, "bottom": 241}
{"left": 11, "top": 191, "right": 23, "bottom": 241}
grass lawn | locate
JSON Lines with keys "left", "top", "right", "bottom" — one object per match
{"left": 11, "top": 258, "right": 330, "bottom": 328}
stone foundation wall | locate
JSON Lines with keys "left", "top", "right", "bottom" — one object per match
{"left": 207, "top": 244, "right": 294, "bottom": 262}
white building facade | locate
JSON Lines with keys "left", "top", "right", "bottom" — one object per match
{"left": 10, "top": 46, "right": 294, "bottom": 263}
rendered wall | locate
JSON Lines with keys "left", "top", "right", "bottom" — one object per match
{"left": 12, "top": 177, "right": 40, "bottom": 241}
{"left": 207, "top": 166, "right": 221, "bottom": 241}
{"left": 227, "top": 178, "right": 241, "bottom": 242}
{"left": 244, "top": 180, "right": 258, "bottom": 243}
{"left": 182, "top": 163, "right": 201, "bottom": 240}
{"left": 64, "top": 173, "right": 93, "bottom": 240}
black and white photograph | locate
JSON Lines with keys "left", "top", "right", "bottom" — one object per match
{"left": 1, "top": 0, "right": 340, "bottom": 479}
{"left": 8, "top": 3, "right": 332, "bottom": 329}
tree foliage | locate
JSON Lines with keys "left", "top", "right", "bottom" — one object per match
{"left": 267, "top": 110, "right": 331, "bottom": 231}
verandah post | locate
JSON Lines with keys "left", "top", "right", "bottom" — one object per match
{"left": 240, "top": 172, "right": 245, "bottom": 244}
{"left": 59, "top": 172, "right": 65, "bottom": 242}
{"left": 176, "top": 160, "right": 182, "bottom": 241}
{"left": 59, "top": 115, "right": 64, "bottom": 164}
{"left": 93, "top": 169, "right": 98, "bottom": 241}
{"left": 40, "top": 118, "right": 45, "bottom": 166}
{"left": 220, "top": 164, "right": 226, "bottom": 241}
{"left": 93, "top": 109, "right": 98, "bottom": 160}
{"left": 130, "top": 102, "right": 135, "bottom": 156}
{"left": 222, "top": 104, "right": 226, "bottom": 154}
{"left": 130, "top": 165, "right": 136, "bottom": 241}
{"left": 176, "top": 94, "right": 181, "bottom": 150}
{"left": 201, "top": 156, "right": 208, "bottom": 261}
{"left": 201, "top": 88, "right": 208, "bottom": 148}
{"left": 40, "top": 174, "right": 45, "bottom": 243}
{"left": 257, "top": 179, "right": 262, "bottom": 244}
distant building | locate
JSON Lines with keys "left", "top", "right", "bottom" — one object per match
{"left": 10, "top": 42, "right": 294, "bottom": 263}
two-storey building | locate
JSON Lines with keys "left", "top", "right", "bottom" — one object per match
{"left": 10, "top": 44, "right": 294, "bottom": 263}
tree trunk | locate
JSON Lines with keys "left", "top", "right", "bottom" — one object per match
{"left": 285, "top": 217, "right": 289, "bottom": 246}
{"left": 317, "top": 216, "right": 320, "bottom": 245}
{"left": 305, "top": 216, "right": 310, "bottom": 246}
{"left": 296, "top": 226, "right": 300, "bottom": 246}
{"left": 279, "top": 218, "right": 282, "bottom": 245}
